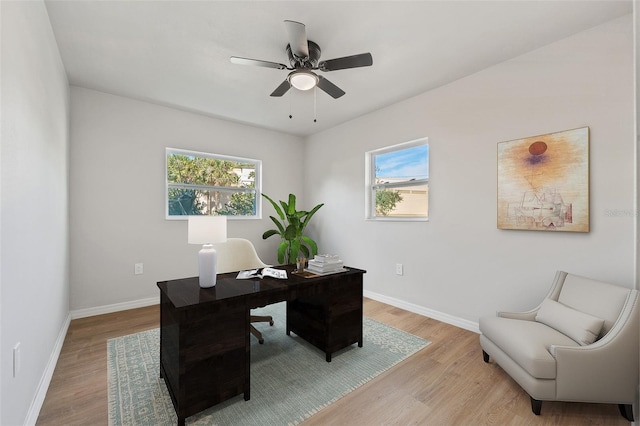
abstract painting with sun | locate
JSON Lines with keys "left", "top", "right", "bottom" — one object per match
{"left": 497, "top": 127, "right": 589, "bottom": 232}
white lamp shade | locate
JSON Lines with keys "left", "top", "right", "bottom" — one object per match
{"left": 188, "top": 216, "right": 227, "bottom": 245}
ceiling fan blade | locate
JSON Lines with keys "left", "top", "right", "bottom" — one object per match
{"left": 230, "top": 56, "right": 288, "bottom": 70}
{"left": 284, "top": 20, "right": 309, "bottom": 59}
{"left": 319, "top": 53, "right": 373, "bottom": 71}
{"left": 316, "top": 76, "right": 345, "bottom": 99}
{"left": 270, "top": 80, "right": 291, "bottom": 97}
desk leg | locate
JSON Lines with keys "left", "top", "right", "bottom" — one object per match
{"left": 244, "top": 309, "right": 251, "bottom": 401}
{"left": 178, "top": 416, "right": 185, "bottom": 426}
{"left": 326, "top": 353, "right": 331, "bottom": 362}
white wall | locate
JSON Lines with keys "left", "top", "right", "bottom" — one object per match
{"left": 69, "top": 88, "right": 304, "bottom": 311}
{"left": 1, "top": 1, "right": 70, "bottom": 424}
{"left": 305, "top": 15, "right": 635, "bottom": 326}
{"left": 634, "top": 1, "right": 639, "bottom": 421}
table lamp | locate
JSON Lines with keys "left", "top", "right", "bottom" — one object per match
{"left": 188, "top": 215, "right": 227, "bottom": 288}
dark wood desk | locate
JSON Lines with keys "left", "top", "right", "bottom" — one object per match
{"left": 157, "top": 265, "right": 365, "bottom": 426}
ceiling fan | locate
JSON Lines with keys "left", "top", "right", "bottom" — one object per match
{"left": 230, "top": 20, "right": 373, "bottom": 99}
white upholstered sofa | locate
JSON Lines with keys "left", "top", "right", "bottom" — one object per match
{"left": 479, "top": 271, "right": 638, "bottom": 421}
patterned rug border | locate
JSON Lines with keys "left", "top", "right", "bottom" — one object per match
{"left": 108, "top": 303, "right": 430, "bottom": 425}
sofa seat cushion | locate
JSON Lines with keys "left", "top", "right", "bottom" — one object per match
{"left": 480, "top": 316, "right": 580, "bottom": 379}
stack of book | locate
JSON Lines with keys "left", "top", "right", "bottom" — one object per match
{"left": 305, "top": 254, "right": 346, "bottom": 275}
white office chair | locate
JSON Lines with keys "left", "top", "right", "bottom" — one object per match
{"left": 212, "top": 238, "right": 274, "bottom": 344}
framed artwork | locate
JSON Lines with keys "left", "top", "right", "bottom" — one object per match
{"left": 497, "top": 127, "right": 589, "bottom": 232}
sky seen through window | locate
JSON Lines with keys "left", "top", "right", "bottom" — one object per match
{"left": 375, "top": 145, "right": 429, "bottom": 179}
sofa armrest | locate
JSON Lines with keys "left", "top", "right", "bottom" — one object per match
{"left": 496, "top": 271, "right": 569, "bottom": 322}
{"left": 497, "top": 310, "right": 537, "bottom": 321}
{"left": 550, "top": 290, "right": 639, "bottom": 402}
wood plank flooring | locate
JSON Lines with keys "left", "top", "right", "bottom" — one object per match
{"left": 36, "top": 298, "right": 628, "bottom": 425}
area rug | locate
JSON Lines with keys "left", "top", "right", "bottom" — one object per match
{"left": 108, "top": 302, "right": 430, "bottom": 425}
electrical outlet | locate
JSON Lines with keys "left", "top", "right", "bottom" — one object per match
{"left": 13, "top": 343, "right": 21, "bottom": 378}
{"left": 134, "top": 263, "right": 144, "bottom": 275}
{"left": 395, "top": 263, "right": 403, "bottom": 276}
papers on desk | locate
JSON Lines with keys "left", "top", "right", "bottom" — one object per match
{"left": 236, "top": 267, "right": 288, "bottom": 280}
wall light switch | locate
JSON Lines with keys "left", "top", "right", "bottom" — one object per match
{"left": 134, "top": 263, "right": 144, "bottom": 275}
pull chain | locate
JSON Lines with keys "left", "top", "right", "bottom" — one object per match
{"left": 286, "top": 88, "right": 319, "bottom": 122}
{"left": 313, "top": 87, "right": 317, "bottom": 123}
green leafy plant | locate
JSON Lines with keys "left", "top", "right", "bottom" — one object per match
{"left": 262, "top": 193, "right": 324, "bottom": 264}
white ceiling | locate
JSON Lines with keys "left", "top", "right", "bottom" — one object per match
{"left": 44, "top": 0, "right": 632, "bottom": 137}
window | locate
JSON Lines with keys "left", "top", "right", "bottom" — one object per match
{"left": 365, "top": 138, "right": 429, "bottom": 220}
{"left": 166, "top": 148, "right": 261, "bottom": 219}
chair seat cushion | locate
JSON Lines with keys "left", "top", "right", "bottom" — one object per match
{"left": 479, "top": 316, "right": 580, "bottom": 379}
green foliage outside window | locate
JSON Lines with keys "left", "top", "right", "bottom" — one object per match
{"left": 218, "top": 192, "right": 256, "bottom": 216}
{"left": 168, "top": 188, "right": 204, "bottom": 215}
{"left": 375, "top": 189, "right": 403, "bottom": 216}
{"left": 373, "top": 165, "right": 402, "bottom": 216}
{"left": 166, "top": 151, "right": 259, "bottom": 217}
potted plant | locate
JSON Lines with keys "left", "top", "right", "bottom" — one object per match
{"left": 262, "top": 193, "right": 324, "bottom": 264}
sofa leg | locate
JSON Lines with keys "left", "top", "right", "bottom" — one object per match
{"left": 482, "top": 350, "right": 489, "bottom": 363}
{"left": 618, "top": 404, "right": 634, "bottom": 421}
{"left": 530, "top": 397, "right": 542, "bottom": 415}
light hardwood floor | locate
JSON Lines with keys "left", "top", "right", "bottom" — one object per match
{"left": 37, "top": 298, "right": 629, "bottom": 425}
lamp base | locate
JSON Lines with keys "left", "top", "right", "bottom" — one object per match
{"left": 198, "top": 244, "right": 217, "bottom": 288}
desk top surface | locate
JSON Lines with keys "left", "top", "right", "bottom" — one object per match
{"left": 157, "top": 265, "right": 365, "bottom": 309}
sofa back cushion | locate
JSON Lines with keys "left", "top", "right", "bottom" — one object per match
{"left": 558, "top": 274, "right": 631, "bottom": 336}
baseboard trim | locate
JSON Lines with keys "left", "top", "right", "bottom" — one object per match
{"left": 70, "top": 294, "right": 477, "bottom": 332}
{"left": 25, "top": 312, "right": 71, "bottom": 426}
{"left": 363, "top": 290, "right": 480, "bottom": 333}
{"left": 26, "top": 297, "right": 159, "bottom": 422}
{"left": 70, "top": 296, "right": 159, "bottom": 319}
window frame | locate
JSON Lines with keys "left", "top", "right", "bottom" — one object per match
{"left": 365, "top": 137, "right": 429, "bottom": 222}
{"left": 165, "top": 147, "right": 262, "bottom": 220}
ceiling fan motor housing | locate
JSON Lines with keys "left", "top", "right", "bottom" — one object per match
{"left": 287, "top": 40, "right": 321, "bottom": 68}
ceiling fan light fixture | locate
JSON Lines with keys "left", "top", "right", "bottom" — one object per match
{"left": 288, "top": 70, "right": 318, "bottom": 91}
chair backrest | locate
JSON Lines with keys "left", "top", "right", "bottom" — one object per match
{"left": 211, "top": 238, "right": 268, "bottom": 274}
{"left": 555, "top": 272, "right": 634, "bottom": 336}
